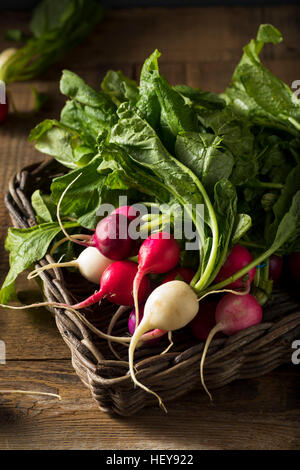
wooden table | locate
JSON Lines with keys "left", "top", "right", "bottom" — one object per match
{"left": 0, "top": 5, "right": 300, "bottom": 451}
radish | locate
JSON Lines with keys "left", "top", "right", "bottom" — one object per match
{"left": 162, "top": 267, "right": 195, "bottom": 284}
{"left": 190, "top": 300, "right": 218, "bottom": 341}
{"left": 28, "top": 246, "right": 113, "bottom": 284}
{"left": 133, "top": 232, "right": 181, "bottom": 329}
{"left": 214, "top": 245, "right": 256, "bottom": 289}
{"left": 288, "top": 252, "right": 300, "bottom": 284}
{"left": 269, "top": 254, "right": 283, "bottom": 282}
{"left": 56, "top": 178, "right": 136, "bottom": 260}
{"left": 128, "top": 280, "right": 199, "bottom": 411}
{"left": 200, "top": 293, "right": 263, "bottom": 399}
{"left": 128, "top": 305, "right": 166, "bottom": 344}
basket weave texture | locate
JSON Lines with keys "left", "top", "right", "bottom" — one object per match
{"left": 5, "top": 159, "right": 300, "bottom": 416}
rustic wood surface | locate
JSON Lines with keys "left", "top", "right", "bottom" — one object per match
{"left": 0, "top": 5, "right": 300, "bottom": 450}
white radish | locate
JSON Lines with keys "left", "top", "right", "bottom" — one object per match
{"left": 28, "top": 246, "right": 113, "bottom": 284}
{"left": 128, "top": 280, "right": 199, "bottom": 412}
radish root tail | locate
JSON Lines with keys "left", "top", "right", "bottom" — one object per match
{"left": 27, "top": 260, "right": 78, "bottom": 279}
{"left": 161, "top": 331, "right": 173, "bottom": 355}
{"left": 56, "top": 173, "right": 92, "bottom": 248}
{"left": 200, "top": 323, "right": 224, "bottom": 401}
{"left": 129, "top": 322, "right": 167, "bottom": 413}
{"left": 0, "top": 390, "right": 61, "bottom": 400}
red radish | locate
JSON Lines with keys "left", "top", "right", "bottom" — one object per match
{"left": 133, "top": 232, "right": 181, "bottom": 329}
{"left": 28, "top": 246, "right": 113, "bottom": 284}
{"left": 128, "top": 305, "right": 165, "bottom": 344}
{"left": 214, "top": 245, "right": 256, "bottom": 288}
{"left": 269, "top": 254, "right": 283, "bottom": 282}
{"left": 200, "top": 293, "right": 262, "bottom": 399}
{"left": 288, "top": 252, "right": 300, "bottom": 284}
{"left": 69, "top": 260, "right": 149, "bottom": 308}
{"left": 111, "top": 205, "right": 140, "bottom": 221}
{"left": 162, "top": 267, "right": 195, "bottom": 284}
{"left": 190, "top": 300, "right": 218, "bottom": 341}
{"left": 128, "top": 280, "right": 199, "bottom": 411}
{"left": 0, "top": 98, "right": 8, "bottom": 123}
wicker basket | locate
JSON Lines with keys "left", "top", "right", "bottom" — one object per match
{"left": 5, "top": 159, "right": 300, "bottom": 416}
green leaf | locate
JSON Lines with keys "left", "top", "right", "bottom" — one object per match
{"left": 232, "top": 214, "right": 252, "bottom": 243}
{"left": 268, "top": 164, "right": 300, "bottom": 244}
{"left": 153, "top": 74, "right": 198, "bottom": 149}
{"left": 29, "top": 119, "right": 94, "bottom": 169}
{"left": 101, "top": 70, "right": 139, "bottom": 105}
{"left": 225, "top": 24, "right": 300, "bottom": 135}
{"left": 0, "top": 221, "right": 77, "bottom": 304}
{"left": 31, "top": 190, "right": 56, "bottom": 223}
{"left": 137, "top": 49, "right": 162, "bottom": 129}
{"left": 98, "top": 143, "right": 170, "bottom": 202}
{"left": 175, "top": 132, "right": 234, "bottom": 196}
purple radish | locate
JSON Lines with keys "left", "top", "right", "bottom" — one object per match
{"left": 269, "top": 254, "right": 283, "bottom": 282}
{"left": 200, "top": 293, "right": 263, "bottom": 399}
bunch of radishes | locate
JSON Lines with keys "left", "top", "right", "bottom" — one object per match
{"left": 4, "top": 203, "right": 297, "bottom": 410}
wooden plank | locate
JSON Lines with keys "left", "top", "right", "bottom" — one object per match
{"left": 0, "top": 362, "right": 299, "bottom": 449}
{"left": 1, "top": 7, "right": 299, "bottom": 71}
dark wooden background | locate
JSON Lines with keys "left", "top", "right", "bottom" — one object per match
{"left": 0, "top": 5, "right": 300, "bottom": 450}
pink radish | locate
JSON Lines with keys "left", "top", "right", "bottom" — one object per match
{"left": 200, "top": 293, "right": 263, "bottom": 399}
{"left": 190, "top": 300, "right": 218, "bottom": 341}
{"left": 269, "top": 254, "right": 283, "bottom": 282}
{"left": 214, "top": 245, "right": 256, "bottom": 288}
{"left": 162, "top": 267, "right": 195, "bottom": 284}
{"left": 28, "top": 246, "right": 113, "bottom": 284}
{"left": 133, "top": 232, "right": 181, "bottom": 329}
